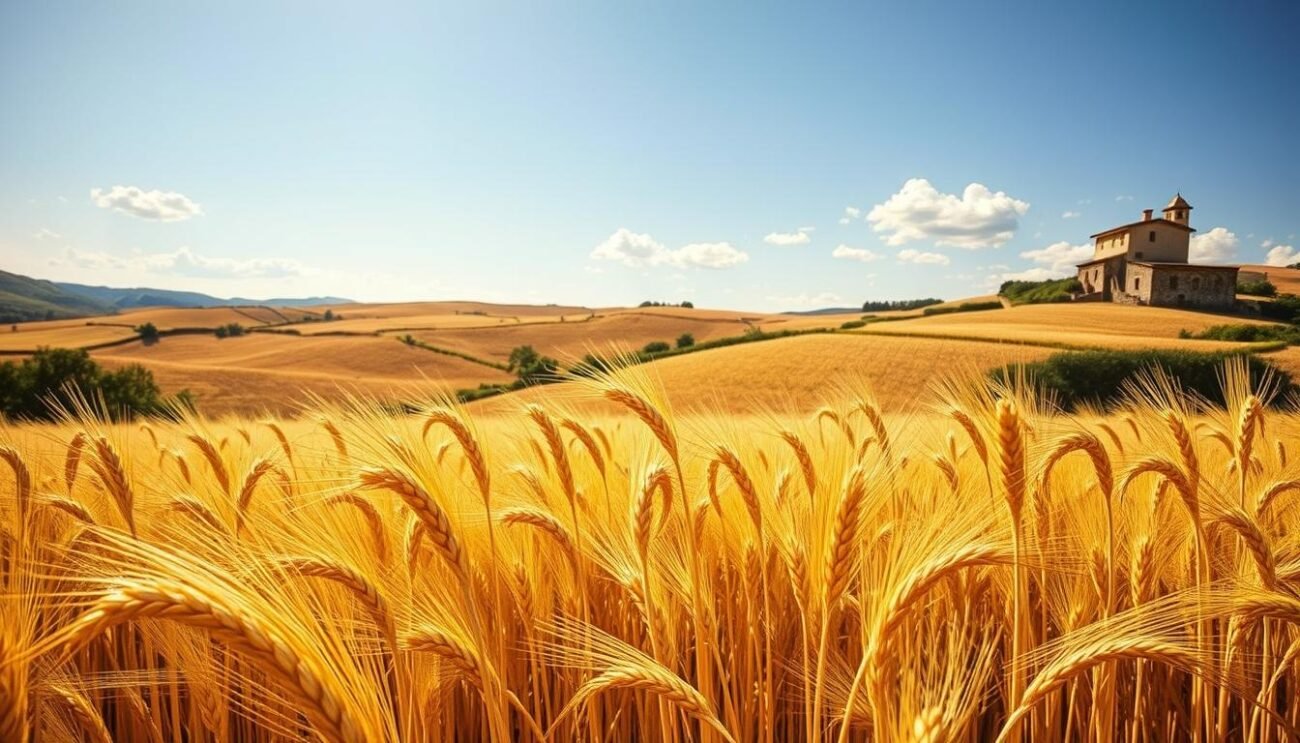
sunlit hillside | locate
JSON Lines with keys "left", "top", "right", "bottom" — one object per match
{"left": 5, "top": 298, "right": 1294, "bottom": 417}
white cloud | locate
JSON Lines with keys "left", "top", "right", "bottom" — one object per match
{"left": 90, "top": 185, "right": 203, "bottom": 222}
{"left": 838, "top": 206, "right": 861, "bottom": 225}
{"left": 866, "top": 178, "right": 1029, "bottom": 248}
{"left": 1115, "top": 195, "right": 1133, "bottom": 202}
{"left": 798, "top": 226, "right": 816, "bottom": 233}
{"left": 763, "top": 228, "right": 812, "bottom": 246}
{"left": 1265, "top": 244, "right": 1298, "bottom": 267}
{"left": 897, "top": 248, "right": 950, "bottom": 266}
{"left": 51, "top": 246, "right": 306, "bottom": 278}
{"left": 1263, "top": 239, "right": 1275, "bottom": 248}
{"left": 831, "top": 244, "right": 881, "bottom": 262}
{"left": 1189, "top": 227, "right": 1238, "bottom": 264}
{"left": 1061, "top": 210, "right": 1081, "bottom": 219}
{"left": 590, "top": 228, "right": 748, "bottom": 270}
{"left": 1018, "top": 241, "right": 1093, "bottom": 278}
{"left": 32, "top": 228, "right": 61, "bottom": 240}
{"left": 766, "top": 291, "right": 844, "bottom": 308}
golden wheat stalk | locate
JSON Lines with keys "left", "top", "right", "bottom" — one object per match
{"left": 88, "top": 437, "right": 135, "bottom": 537}
{"left": 499, "top": 507, "right": 577, "bottom": 563}
{"left": 357, "top": 468, "right": 465, "bottom": 576}
{"left": 53, "top": 577, "right": 375, "bottom": 743}
{"left": 187, "top": 434, "right": 231, "bottom": 494}
{"left": 277, "top": 555, "right": 394, "bottom": 642}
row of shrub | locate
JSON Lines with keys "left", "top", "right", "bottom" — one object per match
{"left": 1179, "top": 323, "right": 1300, "bottom": 344}
{"left": 1238, "top": 279, "right": 1277, "bottom": 297}
{"left": 638, "top": 300, "right": 695, "bottom": 308}
{"left": 922, "top": 300, "right": 1003, "bottom": 316}
{"left": 860, "top": 298, "right": 943, "bottom": 312}
{"left": 991, "top": 348, "right": 1291, "bottom": 410}
{"left": 0, "top": 348, "right": 193, "bottom": 421}
{"left": 999, "top": 277, "right": 1082, "bottom": 305}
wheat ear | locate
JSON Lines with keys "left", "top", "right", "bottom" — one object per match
{"left": 54, "top": 577, "right": 373, "bottom": 743}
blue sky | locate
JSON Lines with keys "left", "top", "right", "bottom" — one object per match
{"left": 2, "top": 1, "right": 1297, "bottom": 310}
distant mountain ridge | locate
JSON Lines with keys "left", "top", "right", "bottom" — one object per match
{"left": 0, "top": 269, "right": 352, "bottom": 323}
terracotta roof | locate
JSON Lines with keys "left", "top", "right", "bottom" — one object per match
{"left": 1165, "top": 193, "right": 1192, "bottom": 210}
{"left": 1089, "top": 218, "right": 1196, "bottom": 239}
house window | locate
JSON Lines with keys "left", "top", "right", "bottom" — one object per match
{"left": 1135, "top": 251, "right": 1144, "bottom": 259}
{"left": 1149, "top": 231, "right": 1156, "bottom": 242}
{"left": 1134, "top": 277, "right": 1141, "bottom": 291}
{"left": 1169, "top": 276, "right": 1179, "bottom": 290}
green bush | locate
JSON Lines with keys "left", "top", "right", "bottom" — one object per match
{"left": 1181, "top": 323, "right": 1300, "bottom": 344}
{"left": 507, "top": 345, "right": 560, "bottom": 386}
{"left": 214, "top": 323, "right": 245, "bottom": 339}
{"left": 135, "top": 322, "right": 160, "bottom": 344}
{"left": 861, "top": 298, "right": 943, "bottom": 312}
{"left": 922, "top": 301, "right": 1002, "bottom": 316}
{"left": 0, "top": 347, "right": 192, "bottom": 421}
{"left": 642, "top": 341, "right": 671, "bottom": 355}
{"left": 1256, "top": 294, "right": 1300, "bottom": 324}
{"left": 1238, "top": 279, "right": 1278, "bottom": 297}
{"left": 991, "top": 349, "right": 1291, "bottom": 410}
{"left": 676, "top": 333, "right": 695, "bottom": 349}
{"left": 999, "top": 277, "right": 1083, "bottom": 305}
{"left": 840, "top": 320, "right": 866, "bottom": 329}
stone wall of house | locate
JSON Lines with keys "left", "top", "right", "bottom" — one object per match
{"left": 1145, "top": 266, "right": 1238, "bottom": 310}
{"left": 1124, "top": 262, "right": 1155, "bottom": 303}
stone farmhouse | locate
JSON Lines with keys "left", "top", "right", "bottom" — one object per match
{"left": 1075, "top": 194, "right": 1238, "bottom": 310}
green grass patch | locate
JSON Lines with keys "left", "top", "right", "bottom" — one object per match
{"left": 991, "top": 348, "right": 1292, "bottom": 411}
{"left": 921, "top": 301, "right": 1003, "bottom": 316}
{"left": 999, "top": 277, "right": 1082, "bottom": 305}
{"left": 1179, "top": 323, "right": 1300, "bottom": 344}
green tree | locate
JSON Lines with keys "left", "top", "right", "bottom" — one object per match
{"left": 507, "top": 345, "right": 559, "bottom": 386}
{"left": 0, "top": 347, "right": 185, "bottom": 421}
{"left": 642, "top": 340, "right": 670, "bottom": 355}
{"left": 675, "top": 333, "right": 695, "bottom": 349}
{"left": 135, "top": 322, "right": 160, "bottom": 345}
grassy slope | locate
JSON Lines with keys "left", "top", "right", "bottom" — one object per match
{"left": 0, "top": 270, "right": 111, "bottom": 322}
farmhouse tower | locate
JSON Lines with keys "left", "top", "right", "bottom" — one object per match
{"left": 1163, "top": 193, "right": 1192, "bottom": 226}
{"left": 1074, "top": 192, "right": 1237, "bottom": 310}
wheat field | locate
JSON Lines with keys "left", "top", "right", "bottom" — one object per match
{"left": 3, "top": 359, "right": 1300, "bottom": 742}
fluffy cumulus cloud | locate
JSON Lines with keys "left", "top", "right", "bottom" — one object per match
{"left": 838, "top": 206, "right": 862, "bottom": 225}
{"left": 763, "top": 227, "right": 813, "bottom": 246}
{"left": 896, "top": 248, "right": 950, "bottom": 266}
{"left": 831, "top": 244, "right": 881, "bottom": 262}
{"left": 866, "top": 178, "right": 1029, "bottom": 248}
{"left": 1018, "top": 241, "right": 1093, "bottom": 278}
{"left": 590, "top": 228, "right": 748, "bottom": 270}
{"left": 90, "top": 185, "right": 203, "bottom": 222}
{"left": 52, "top": 246, "right": 305, "bottom": 278}
{"left": 1189, "top": 227, "right": 1238, "bottom": 264}
{"left": 1265, "top": 244, "right": 1299, "bottom": 267}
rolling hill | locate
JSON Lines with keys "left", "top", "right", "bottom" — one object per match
{"left": 0, "top": 269, "right": 353, "bottom": 323}
{"left": 0, "top": 270, "right": 113, "bottom": 322}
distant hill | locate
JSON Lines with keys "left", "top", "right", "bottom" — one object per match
{"left": 0, "top": 270, "right": 353, "bottom": 323}
{"left": 0, "top": 270, "right": 113, "bottom": 323}
{"left": 781, "top": 307, "right": 862, "bottom": 316}
{"left": 55, "top": 281, "right": 353, "bottom": 310}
